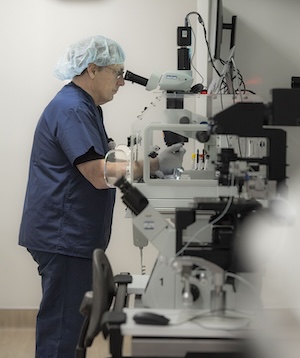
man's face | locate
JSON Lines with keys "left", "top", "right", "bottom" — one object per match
{"left": 92, "top": 64, "right": 125, "bottom": 105}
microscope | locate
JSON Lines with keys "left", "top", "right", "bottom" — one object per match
{"left": 104, "top": 19, "right": 287, "bottom": 314}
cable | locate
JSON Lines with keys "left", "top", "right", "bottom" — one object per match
{"left": 139, "top": 247, "right": 146, "bottom": 275}
{"left": 185, "top": 11, "right": 204, "bottom": 26}
{"left": 184, "top": 11, "right": 256, "bottom": 97}
{"left": 183, "top": 12, "right": 205, "bottom": 85}
{"left": 189, "top": 25, "right": 205, "bottom": 84}
{"left": 186, "top": 12, "right": 221, "bottom": 77}
{"left": 185, "top": 12, "right": 221, "bottom": 83}
{"left": 170, "top": 307, "right": 254, "bottom": 328}
{"left": 218, "top": 57, "right": 254, "bottom": 96}
{"left": 226, "top": 272, "right": 261, "bottom": 298}
{"left": 202, "top": 23, "right": 222, "bottom": 78}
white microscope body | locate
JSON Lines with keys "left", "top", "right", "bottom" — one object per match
{"left": 108, "top": 70, "right": 287, "bottom": 313}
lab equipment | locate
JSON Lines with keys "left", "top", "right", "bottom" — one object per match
{"left": 114, "top": 175, "right": 263, "bottom": 313}
{"left": 107, "top": 87, "right": 287, "bottom": 314}
{"left": 54, "top": 35, "right": 125, "bottom": 80}
{"left": 125, "top": 70, "right": 194, "bottom": 92}
{"left": 106, "top": 20, "right": 286, "bottom": 311}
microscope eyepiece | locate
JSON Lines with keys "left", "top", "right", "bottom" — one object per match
{"left": 114, "top": 176, "right": 148, "bottom": 216}
{"left": 124, "top": 71, "right": 149, "bottom": 87}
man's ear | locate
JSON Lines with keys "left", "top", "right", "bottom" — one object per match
{"left": 87, "top": 63, "right": 98, "bottom": 79}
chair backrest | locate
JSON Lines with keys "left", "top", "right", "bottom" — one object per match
{"left": 84, "top": 248, "right": 116, "bottom": 347}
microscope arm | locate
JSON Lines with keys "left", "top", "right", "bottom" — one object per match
{"left": 115, "top": 177, "right": 226, "bottom": 305}
{"left": 114, "top": 176, "right": 174, "bottom": 254}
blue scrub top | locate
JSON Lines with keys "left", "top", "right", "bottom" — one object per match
{"left": 19, "top": 82, "right": 116, "bottom": 259}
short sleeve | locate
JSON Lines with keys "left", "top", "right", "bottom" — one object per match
{"left": 56, "top": 106, "right": 106, "bottom": 165}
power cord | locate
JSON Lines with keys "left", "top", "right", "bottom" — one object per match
{"left": 185, "top": 11, "right": 255, "bottom": 96}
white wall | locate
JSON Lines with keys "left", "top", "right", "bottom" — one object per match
{"left": 0, "top": 0, "right": 207, "bottom": 308}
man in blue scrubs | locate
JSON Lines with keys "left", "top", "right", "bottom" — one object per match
{"left": 19, "top": 35, "right": 185, "bottom": 357}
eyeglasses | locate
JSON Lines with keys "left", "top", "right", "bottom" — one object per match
{"left": 105, "top": 66, "right": 125, "bottom": 80}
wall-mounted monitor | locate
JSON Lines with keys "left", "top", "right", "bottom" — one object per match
{"left": 209, "top": 0, "right": 237, "bottom": 61}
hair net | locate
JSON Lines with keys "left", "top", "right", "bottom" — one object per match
{"left": 54, "top": 35, "right": 125, "bottom": 80}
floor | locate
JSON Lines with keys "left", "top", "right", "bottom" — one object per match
{"left": 0, "top": 327, "right": 131, "bottom": 358}
{"left": 0, "top": 309, "right": 131, "bottom": 358}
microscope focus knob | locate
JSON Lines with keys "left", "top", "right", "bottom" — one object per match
{"left": 182, "top": 284, "right": 200, "bottom": 302}
{"left": 190, "top": 284, "right": 200, "bottom": 302}
{"left": 196, "top": 130, "right": 210, "bottom": 143}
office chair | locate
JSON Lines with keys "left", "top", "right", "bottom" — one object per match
{"left": 76, "top": 248, "right": 132, "bottom": 358}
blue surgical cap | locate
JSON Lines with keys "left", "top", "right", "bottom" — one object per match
{"left": 54, "top": 35, "right": 125, "bottom": 80}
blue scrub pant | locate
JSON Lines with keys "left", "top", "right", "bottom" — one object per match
{"left": 29, "top": 250, "right": 93, "bottom": 358}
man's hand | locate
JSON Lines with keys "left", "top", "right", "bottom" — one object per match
{"left": 157, "top": 143, "right": 186, "bottom": 175}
